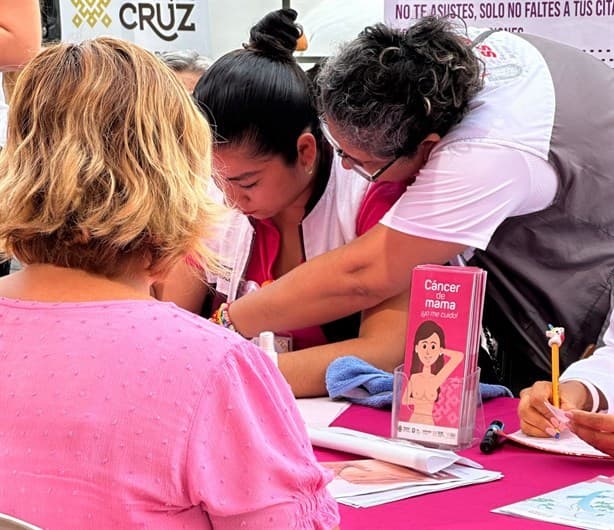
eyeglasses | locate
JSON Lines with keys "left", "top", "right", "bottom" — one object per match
{"left": 320, "top": 120, "right": 400, "bottom": 182}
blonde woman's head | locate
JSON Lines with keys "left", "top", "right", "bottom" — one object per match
{"left": 0, "top": 37, "right": 222, "bottom": 278}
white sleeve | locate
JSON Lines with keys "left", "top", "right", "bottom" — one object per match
{"left": 560, "top": 312, "right": 614, "bottom": 413}
{"left": 379, "top": 141, "right": 557, "bottom": 250}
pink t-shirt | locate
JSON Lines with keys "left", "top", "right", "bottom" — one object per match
{"left": 0, "top": 298, "right": 339, "bottom": 530}
{"left": 246, "top": 180, "right": 406, "bottom": 349}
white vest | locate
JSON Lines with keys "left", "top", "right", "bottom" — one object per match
{"left": 208, "top": 154, "right": 370, "bottom": 301}
{"left": 441, "top": 27, "right": 555, "bottom": 161}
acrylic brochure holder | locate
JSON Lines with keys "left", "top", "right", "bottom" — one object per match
{"left": 391, "top": 364, "right": 485, "bottom": 451}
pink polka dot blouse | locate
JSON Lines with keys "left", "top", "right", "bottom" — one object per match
{"left": 0, "top": 298, "right": 339, "bottom": 530}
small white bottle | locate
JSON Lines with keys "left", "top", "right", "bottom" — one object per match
{"left": 258, "top": 331, "right": 278, "bottom": 367}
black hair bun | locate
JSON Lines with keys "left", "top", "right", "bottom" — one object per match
{"left": 247, "top": 8, "right": 302, "bottom": 61}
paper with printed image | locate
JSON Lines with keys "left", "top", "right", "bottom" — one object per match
{"left": 493, "top": 475, "right": 614, "bottom": 529}
{"left": 397, "top": 265, "right": 486, "bottom": 447}
{"left": 321, "top": 459, "right": 502, "bottom": 508}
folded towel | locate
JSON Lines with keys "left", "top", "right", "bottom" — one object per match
{"left": 326, "top": 356, "right": 393, "bottom": 408}
{"left": 326, "top": 356, "right": 513, "bottom": 409}
{"left": 480, "top": 382, "right": 514, "bottom": 401}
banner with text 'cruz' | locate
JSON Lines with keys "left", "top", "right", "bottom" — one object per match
{"left": 385, "top": 0, "right": 613, "bottom": 65}
{"left": 59, "top": 1, "right": 211, "bottom": 55}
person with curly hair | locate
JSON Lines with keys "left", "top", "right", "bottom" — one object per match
{"left": 158, "top": 9, "right": 407, "bottom": 397}
{"left": 219, "top": 16, "right": 614, "bottom": 395}
{"left": 0, "top": 37, "right": 339, "bottom": 530}
{"left": 157, "top": 49, "right": 212, "bottom": 92}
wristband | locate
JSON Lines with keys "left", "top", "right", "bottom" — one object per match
{"left": 582, "top": 380, "right": 602, "bottom": 413}
{"left": 211, "top": 302, "right": 236, "bottom": 332}
{"left": 567, "top": 378, "right": 601, "bottom": 412}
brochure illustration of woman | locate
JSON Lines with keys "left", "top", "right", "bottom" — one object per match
{"left": 403, "top": 320, "right": 464, "bottom": 425}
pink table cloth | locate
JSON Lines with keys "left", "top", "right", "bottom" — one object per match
{"left": 314, "top": 397, "right": 614, "bottom": 530}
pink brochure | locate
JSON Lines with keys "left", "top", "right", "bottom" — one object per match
{"left": 396, "top": 265, "right": 486, "bottom": 447}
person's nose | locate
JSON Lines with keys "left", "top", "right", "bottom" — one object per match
{"left": 231, "top": 190, "right": 251, "bottom": 211}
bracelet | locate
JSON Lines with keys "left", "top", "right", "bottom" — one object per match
{"left": 581, "top": 380, "right": 602, "bottom": 413}
{"left": 566, "top": 378, "right": 601, "bottom": 412}
{"left": 210, "top": 302, "right": 236, "bottom": 332}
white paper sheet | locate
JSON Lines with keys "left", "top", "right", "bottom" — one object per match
{"left": 308, "top": 426, "right": 482, "bottom": 474}
{"left": 295, "top": 397, "right": 351, "bottom": 428}
{"left": 506, "top": 429, "right": 611, "bottom": 458}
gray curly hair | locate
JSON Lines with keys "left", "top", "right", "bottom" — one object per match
{"left": 157, "top": 49, "right": 212, "bottom": 74}
{"left": 317, "top": 17, "right": 484, "bottom": 159}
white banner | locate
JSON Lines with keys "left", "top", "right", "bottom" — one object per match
{"left": 385, "top": 0, "right": 613, "bottom": 65}
{"left": 59, "top": 0, "right": 211, "bottom": 56}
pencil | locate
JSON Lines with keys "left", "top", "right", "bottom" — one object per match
{"left": 551, "top": 340, "right": 560, "bottom": 409}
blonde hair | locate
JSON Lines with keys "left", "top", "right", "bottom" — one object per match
{"left": 0, "top": 37, "right": 224, "bottom": 278}
{"left": 2, "top": 70, "right": 19, "bottom": 104}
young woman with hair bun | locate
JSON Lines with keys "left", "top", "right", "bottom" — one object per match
{"left": 159, "top": 9, "right": 408, "bottom": 398}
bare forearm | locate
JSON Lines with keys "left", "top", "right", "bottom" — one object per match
{"left": 0, "top": 0, "right": 41, "bottom": 70}
{"left": 231, "top": 245, "right": 389, "bottom": 337}
{"left": 280, "top": 334, "right": 404, "bottom": 398}
{"left": 560, "top": 381, "right": 594, "bottom": 411}
{"left": 280, "top": 290, "right": 408, "bottom": 397}
{"left": 229, "top": 225, "right": 462, "bottom": 338}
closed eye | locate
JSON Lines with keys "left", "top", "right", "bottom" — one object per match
{"left": 237, "top": 181, "right": 258, "bottom": 190}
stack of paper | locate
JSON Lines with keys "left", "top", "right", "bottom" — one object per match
{"left": 396, "top": 264, "right": 487, "bottom": 449}
{"left": 295, "top": 397, "right": 351, "bottom": 428}
{"left": 310, "top": 426, "right": 502, "bottom": 507}
{"left": 321, "top": 458, "right": 502, "bottom": 508}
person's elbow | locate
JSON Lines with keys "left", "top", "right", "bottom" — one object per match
{"left": 331, "top": 250, "right": 409, "bottom": 310}
{"left": 337, "top": 224, "right": 418, "bottom": 309}
{"left": 343, "top": 258, "right": 408, "bottom": 311}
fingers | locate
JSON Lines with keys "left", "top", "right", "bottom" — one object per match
{"left": 568, "top": 410, "right": 614, "bottom": 457}
{"left": 518, "top": 381, "right": 559, "bottom": 437}
{"left": 568, "top": 410, "right": 614, "bottom": 431}
{"left": 518, "top": 381, "right": 552, "bottom": 418}
{"left": 519, "top": 417, "right": 552, "bottom": 437}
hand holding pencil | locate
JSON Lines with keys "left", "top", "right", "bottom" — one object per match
{"left": 518, "top": 380, "right": 585, "bottom": 439}
{"left": 516, "top": 326, "right": 570, "bottom": 439}
{"left": 516, "top": 326, "right": 567, "bottom": 439}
